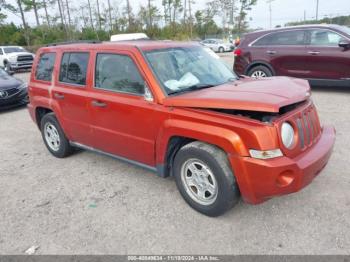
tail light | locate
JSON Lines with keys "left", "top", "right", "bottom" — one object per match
{"left": 234, "top": 48, "right": 242, "bottom": 57}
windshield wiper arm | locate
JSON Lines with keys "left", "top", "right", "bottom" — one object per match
{"left": 168, "top": 84, "right": 215, "bottom": 95}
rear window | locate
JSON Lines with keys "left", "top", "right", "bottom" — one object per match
{"left": 35, "top": 52, "right": 56, "bottom": 82}
{"left": 59, "top": 52, "right": 89, "bottom": 85}
{"left": 253, "top": 30, "right": 306, "bottom": 46}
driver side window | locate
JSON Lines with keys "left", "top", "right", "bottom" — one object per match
{"left": 310, "top": 30, "right": 345, "bottom": 46}
{"left": 95, "top": 53, "right": 144, "bottom": 95}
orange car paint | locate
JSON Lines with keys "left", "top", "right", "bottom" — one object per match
{"left": 28, "top": 41, "right": 336, "bottom": 204}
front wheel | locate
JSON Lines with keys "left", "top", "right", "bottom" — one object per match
{"left": 4, "top": 62, "right": 11, "bottom": 73}
{"left": 173, "top": 141, "right": 240, "bottom": 217}
{"left": 218, "top": 47, "right": 224, "bottom": 53}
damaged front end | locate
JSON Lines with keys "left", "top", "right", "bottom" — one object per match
{"left": 208, "top": 100, "right": 307, "bottom": 124}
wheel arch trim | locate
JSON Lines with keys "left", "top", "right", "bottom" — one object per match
{"left": 155, "top": 119, "right": 249, "bottom": 177}
{"left": 31, "top": 98, "right": 70, "bottom": 139}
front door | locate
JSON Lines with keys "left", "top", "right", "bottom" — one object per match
{"left": 88, "top": 51, "right": 158, "bottom": 166}
{"left": 305, "top": 29, "right": 350, "bottom": 80}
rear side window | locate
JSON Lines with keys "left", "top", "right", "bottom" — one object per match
{"left": 95, "top": 53, "right": 144, "bottom": 95}
{"left": 253, "top": 30, "right": 305, "bottom": 46}
{"left": 35, "top": 53, "right": 56, "bottom": 82}
{"left": 59, "top": 52, "right": 89, "bottom": 85}
{"left": 0, "top": 49, "right": 3, "bottom": 55}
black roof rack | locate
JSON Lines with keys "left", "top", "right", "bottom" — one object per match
{"left": 46, "top": 40, "right": 101, "bottom": 47}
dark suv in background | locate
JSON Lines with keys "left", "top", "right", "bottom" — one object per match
{"left": 234, "top": 24, "right": 350, "bottom": 87}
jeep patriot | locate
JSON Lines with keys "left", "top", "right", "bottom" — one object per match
{"left": 28, "top": 41, "right": 335, "bottom": 216}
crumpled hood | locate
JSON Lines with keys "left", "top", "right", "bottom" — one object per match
{"left": 163, "top": 77, "right": 311, "bottom": 113}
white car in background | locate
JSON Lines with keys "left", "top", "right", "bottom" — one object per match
{"left": 200, "top": 39, "right": 234, "bottom": 53}
{"left": 0, "top": 46, "right": 35, "bottom": 72}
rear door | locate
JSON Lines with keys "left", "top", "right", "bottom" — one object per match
{"left": 252, "top": 30, "right": 308, "bottom": 78}
{"left": 305, "top": 28, "right": 350, "bottom": 80}
{"left": 52, "top": 51, "right": 93, "bottom": 146}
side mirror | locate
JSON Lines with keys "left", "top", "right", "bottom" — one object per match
{"left": 144, "top": 83, "right": 154, "bottom": 102}
{"left": 339, "top": 40, "right": 350, "bottom": 49}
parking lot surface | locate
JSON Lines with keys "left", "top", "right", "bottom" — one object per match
{"left": 0, "top": 53, "right": 349, "bottom": 254}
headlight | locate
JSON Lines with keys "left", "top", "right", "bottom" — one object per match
{"left": 8, "top": 56, "right": 17, "bottom": 62}
{"left": 281, "top": 122, "right": 295, "bottom": 149}
{"left": 17, "top": 83, "right": 27, "bottom": 90}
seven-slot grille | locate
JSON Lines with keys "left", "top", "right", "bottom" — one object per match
{"left": 17, "top": 55, "right": 33, "bottom": 62}
{"left": 294, "top": 104, "right": 321, "bottom": 149}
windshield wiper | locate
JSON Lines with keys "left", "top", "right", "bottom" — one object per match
{"left": 168, "top": 84, "right": 215, "bottom": 95}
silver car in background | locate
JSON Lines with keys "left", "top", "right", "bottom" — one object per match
{"left": 200, "top": 39, "right": 234, "bottom": 53}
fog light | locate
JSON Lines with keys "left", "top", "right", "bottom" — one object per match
{"left": 276, "top": 170, "right": 295, "bottom": 187}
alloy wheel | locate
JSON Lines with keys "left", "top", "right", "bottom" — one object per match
{"left": 180, "top": 159, "right": 218, "bottom": 206}
{"left": 251, "top": 70, "right": 267, "bottom": 78}
{"left": 44, "top": 122, "right": 61, "bottom": 151}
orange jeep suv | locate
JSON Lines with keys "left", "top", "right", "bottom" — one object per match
{"left": 28, "top": 40, "right": 335, "bottom": 216}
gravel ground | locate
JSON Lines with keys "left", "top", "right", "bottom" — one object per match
{"left": 0, "top": 54, "right": 349, "bottom": 255}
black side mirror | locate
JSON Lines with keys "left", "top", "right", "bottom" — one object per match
{"left": 339, "top": 40, "right": 350, "bottom": 49}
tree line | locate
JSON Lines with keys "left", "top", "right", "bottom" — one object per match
{"left": 0, "top": 0, "right": 257, "bottom": 47}
{"left": 285, "top": 15, "right": 350, "bottom": 27}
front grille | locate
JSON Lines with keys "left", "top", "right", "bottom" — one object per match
{"left": 2, "top": 87, "right": 21, "bottom": 98}
{"left": 17, "top": 55, "right": 33, "bottom": 62}
{"left": 294, "top": 104, "right": 321, "bottom": 149}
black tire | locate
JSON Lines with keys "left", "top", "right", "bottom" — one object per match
{"left": 4, "top": 62, "right": 11, "bottom": 73}
{"left": 173, "top": 141, "right": 240, "bottom": 217}
{"left": 219, "top": 47, "right": 224, "bottom": 53}
{"left": 40, "top": 113, "right": 73, "bottom": 158}
{"left": 248, "top": 65, "right": 273, "bottom": 78}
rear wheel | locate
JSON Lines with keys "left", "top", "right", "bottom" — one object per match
{"left": 40, "top": 113, "right": 73, "bottom": 158}
{"left": 248, "top": 65, "right": 273, "bottom": 78}
{"left": 173, "top": 141, "right": 240, "bottom": 217}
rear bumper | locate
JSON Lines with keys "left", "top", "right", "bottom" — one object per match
{"left": 233, "top": 56, "right": 248, "bottom": 75}
{"left": 28, "top": 103, "right": 36, "bottom": 123}
{"left": 230, "top": 125, "right": 336, "bottom": 204}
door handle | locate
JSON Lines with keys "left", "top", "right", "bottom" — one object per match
{"left": 308, "top": 51, "right": 320, "bottom": 55}
{"left": 91, "top": 100, "right": 107, "bottom": 108}
{"left": 54, "top": 93, "right": 64, "bottom": 100}
{"left": 266, "top": 50, "right": 277, "bottom": 55}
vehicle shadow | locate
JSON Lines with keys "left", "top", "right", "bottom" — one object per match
{"left": 0, "top": 104, "right": 27, "bottom": 114}
{"left": 311, "top": 85, "right": 350, "bottom": 93}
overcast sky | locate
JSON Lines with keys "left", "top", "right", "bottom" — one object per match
{"left": 3, "top": 0, "right": 350, "bottom": 29}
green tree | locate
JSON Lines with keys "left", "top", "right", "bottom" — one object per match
{"left": 236, "top": 0, "right": 257, "bottom": 33}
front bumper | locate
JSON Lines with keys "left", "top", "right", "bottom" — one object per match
{"left": 230, "top": 125, "right": 336, "bottom": 204}
{"left": 0, "top": 89, "right": 28, "bottom": 109}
